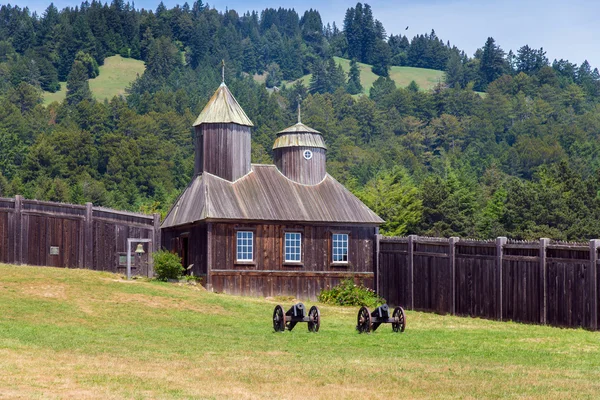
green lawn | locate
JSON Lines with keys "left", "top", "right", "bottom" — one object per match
{"left": 43, "top": 55, "right": 145, "bottom": 105}
{"left": 254, "top": 57, "right": 445, "bottom": 95}
{"left": 1, "top": 263, "right": 600, "bottom": 399}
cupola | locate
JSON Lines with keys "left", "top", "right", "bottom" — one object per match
{"left": 273, "top": 103, "right": 327, "bottom": 185}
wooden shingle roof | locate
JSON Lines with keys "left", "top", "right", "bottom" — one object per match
{"left": 272, "top": 122, "right": 327, "bottom": 150}
{"left": 193, "top": 83, "right": 254, "bottom": 127}
{"left": 162, "top": 165, "right": 383, "bottom": 228}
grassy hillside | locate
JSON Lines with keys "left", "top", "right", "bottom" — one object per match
{"left": 1, "top": 264, "right": 600, "bottom": 398}
{"left": 254, "top": 57, "right": 445, "bottom": 95}
{"left": 43, "top": 55, "right": 145, "bottom": 105}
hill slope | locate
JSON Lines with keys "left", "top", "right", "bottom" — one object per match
{"left": 1, "top": 264, "right": 600, "bottom": 398}
{"left": 43, "top": 55, "right": 145, "bottom": 105}
{"left": 254, "top": 57, "right": 445, "bottom": 95}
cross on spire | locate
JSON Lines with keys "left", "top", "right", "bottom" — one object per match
{"left": 297, "top": 95, "right": 302, "bottom": 124}
{"left": 221, "top": 59, "right": 225, "bottom": 83}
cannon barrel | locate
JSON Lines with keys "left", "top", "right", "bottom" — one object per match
{"left": 371, "top": 304, "right": 390, "bottom": 318}
{"left": 286, "top": 302, "right": 306, "bottom": 317}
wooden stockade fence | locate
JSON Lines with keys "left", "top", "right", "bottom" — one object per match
{"left": 0, "top": 196, "right": 161, "bottom": 275}
{"left": 377, "top": 235, "right": 600, "bottom": 330}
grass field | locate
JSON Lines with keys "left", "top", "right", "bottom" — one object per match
{"left": 43, "top": 55, "right": 145, "bottom": 105}
{"left": 254, "top": 57, "right": 445, "bottom": 95}
{"left": 2, "top": 263, "right": 600, "bottom": 399}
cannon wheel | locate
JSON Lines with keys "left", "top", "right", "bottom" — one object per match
{"left": 356, "top": 306, "right": 371, "bottom": 334}
{"left": 308, "top": 305, "right": 321, "bottom": 332}
{"left": 392, "top": 306, "right": 406, "bottom": 333}
{"left": 273, "top": 304, "right": 285, "bottom": 332}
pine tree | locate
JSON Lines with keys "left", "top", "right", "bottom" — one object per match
{"left": 66, "top": 61, "right": 93, "bottom": 106}
{"left": 346, "top": 59, "right": 363, "bottom": 94}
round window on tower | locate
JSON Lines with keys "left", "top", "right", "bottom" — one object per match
{"left": 303, "top": 150, "right": 313, "bottom": 160}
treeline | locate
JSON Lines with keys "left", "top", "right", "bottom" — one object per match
{"left": 1, "top": 2, "right": 600, "bottom": 240}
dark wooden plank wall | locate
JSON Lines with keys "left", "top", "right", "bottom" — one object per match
{"left": 413, "top": 239, "right": 452, "bottom": 314}
{"left": 455, "top": 242, "right": 498, "bottom": 319}
{"left": 161, "top": 223, "right": 208, "bottom": 278}
{"left": 0, "top": 196, "right": 159, "bottom": 275}
{"left": 207, "top": 222, "right": 376, "bottom": 300}
{"left": 378, "top": 238, "right": 410, "bottom": 308}
{"left": 546, "top": 246, "right": 592, "bottom": 328}
{"left": 379, "top": 236, "right": 600, "bottom": 330}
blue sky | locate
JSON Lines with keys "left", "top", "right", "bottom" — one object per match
{"left": 23, "top": 0, "right": 600, "bottom": 69}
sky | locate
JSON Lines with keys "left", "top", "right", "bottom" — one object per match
{"left": 23, "top": 0, "right": 600, "bottom": 69}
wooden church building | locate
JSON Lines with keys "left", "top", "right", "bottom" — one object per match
{"left": 161, "top": 80, "right": 383, "bottom": 299}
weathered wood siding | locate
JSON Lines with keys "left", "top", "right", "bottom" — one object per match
{"left": 379, "top": 236, "right": 600, "bottom": 330}
{"left": 0, "top": 196, "right": 160, "bottom": 275}
{"left": 207, "top": 222, "right": 376, "bottom": 300}
{"left": 273, "top": 147, "right": 326, "bottom": 185}
{"left": 161, "top": 223, "right": 208, "bottom": 278}
{"left": 196, "top": 123, "right": 251, "bottom": 181}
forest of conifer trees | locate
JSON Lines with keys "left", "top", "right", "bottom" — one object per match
{"left": 1, "top": 1, "right": 600, "bottom": 240}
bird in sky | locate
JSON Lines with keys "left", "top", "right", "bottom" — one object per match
{"left": 405, "top": 26, "right": 409, "bottom": 30}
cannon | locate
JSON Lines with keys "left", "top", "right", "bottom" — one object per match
{"left": 356, "top": 304, "right": 405, "bottom": 334}
{"left": 273, "top": 303, "right": 320, "bottom": 332}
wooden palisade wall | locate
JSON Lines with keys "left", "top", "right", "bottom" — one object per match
{"left": 0, "top": 196, "right": 161, "bottom": 275}
{"left": 378, "top": 235, "right": 600, "bottom": 330}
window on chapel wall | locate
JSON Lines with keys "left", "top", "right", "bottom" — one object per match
{"left": 332, "top": 233, "right": 349, "bottom": 263}
{"left": 236, "top": 231, "right": 253, "bottom": 262}
{"left": 284, "top": 232, "right": 302, "bottom": 262}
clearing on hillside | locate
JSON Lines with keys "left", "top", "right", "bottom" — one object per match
{"left": 43, "top": 55, "right": 145, "bottom": 105}
{"left": 254, "top": 57, "right": 445, "bottom": 95}
{"left": 1, "top": 263, "right": 600, "bottom": 399}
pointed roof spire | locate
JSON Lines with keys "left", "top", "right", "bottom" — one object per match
{"left": 221, "top": 59, "right": 225, "bottom": 84}
{"left": 297, "top": 95, "right": 302, "bottom": 124}
{"left": 193, "top": 62, "right": 254, "bottom": 127}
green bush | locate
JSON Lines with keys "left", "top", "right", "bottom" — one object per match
{"left": 153, "top": 250, "right": 184, "bottom": 281}
{"left": 318, "top": 279, "right": 385, "bottom": 308}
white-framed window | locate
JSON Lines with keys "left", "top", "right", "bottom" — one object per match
{"left": 303, "top": 150, "right": 313, "bottom": 160}
{"left": 332, "top": 233, "right": 349, "bottom": 263}
{"left": 236, "top": 231, "right": 254, "bottom": 261}
{"left": 285, "top": 232, "right": 302, "bottom": 262}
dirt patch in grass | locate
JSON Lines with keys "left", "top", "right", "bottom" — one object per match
{"left": 20, "top": 283, "right": 68, "bottom": 300}
{"left": 108, "top": 292, "right": 225, "bottom": 314}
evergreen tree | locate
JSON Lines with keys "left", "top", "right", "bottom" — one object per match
{"left": 66, "top": 61, "right": 93, "bottom": 106}
{"left": 346, "top": 59, "right": 363, "bottom": 94}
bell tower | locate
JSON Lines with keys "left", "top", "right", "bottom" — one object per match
{"left": 193, "top": 62, "right": 254, "bottom": 181}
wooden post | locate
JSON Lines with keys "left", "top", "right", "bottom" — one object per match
{"left": 496, "top": 237, "right": 507, "bottom": 321}
{"left": 153, "top": 213, "right": 161, "bottom": 251}
{"left": 14, "top": 195, "right": 22, "bottom": 265}
{"left": 590, "top": 239, "right": 599, "bottom": 330}
{"left": 408, "top": 234, "right": 417, "bottom": 310}
{"left": 375, "top": 229, "right": 380, "bottom": 296}
{"left": 206, "top": 222, "right": 213, "bottom": 291}
{"left": 449, "top": 237, "right": 459, "bottom": 315}
{"left": 540, "top": 238, "right": 549, "bottom": 325}
{"left": 84, "top": 203, "right": 93, "bottom": 269}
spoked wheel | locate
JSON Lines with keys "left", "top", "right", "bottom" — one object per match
{"left": 392, "top": 306, "right": 406, "bottom": 333}
{"left": 273, "top": 304, "right": 286, "bottom": 332}
{"left": 308, "top": 305, "right": 321, "bottom": 333}
{"left": 356, "top": 306, "right": 371, "bottom": 334}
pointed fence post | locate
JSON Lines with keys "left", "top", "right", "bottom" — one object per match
{"left": 408, "top": 234, "right": 417, "bottom": 310}
{"left": 540, "top": 238, "right": 549, "bottom": 325}
{"left": 449, "top": 237, "right": 460, "bottom": 315}
{"left": 496, "top": 237, "right": 507, "bottom": 321}
{"left": 590, "top": 240, "right": 599, "bottom": 330}
{"left": 14, "top": 195, "right": 22, "bottom": 264}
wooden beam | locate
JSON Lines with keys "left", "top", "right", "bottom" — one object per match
{"left": 540, "top": 238, "right": 549, "bottom": 325}
{"left": 408, "top": 234, "right": 417, "bottom": 310}
{"left": 590, "top": 239, "right": 599, "bottom": 330}
{"left": 496, "top": 237, "right": 507, "bottom": 321}
{"left": 449, "top": 237, "right": 459, "bottom": 315}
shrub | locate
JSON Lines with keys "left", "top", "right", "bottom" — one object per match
{"left": 153, "top": 250, "right": 184, "bottom": 281}
{"left": 318, "top": 279, "right": 385, "bottom": 308}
